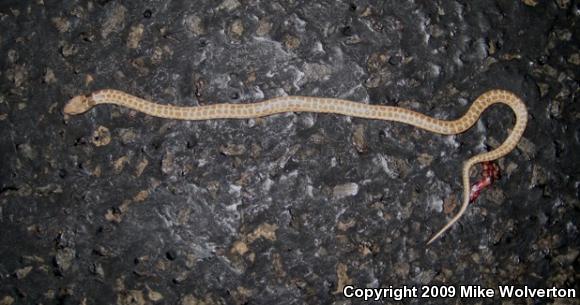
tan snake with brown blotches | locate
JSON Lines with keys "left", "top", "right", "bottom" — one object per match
{"left": 64, "top": 89, "right": 527, "bottom": 245}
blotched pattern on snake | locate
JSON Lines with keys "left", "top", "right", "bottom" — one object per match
{"left": 64, "top": 89, "right": 528, "bottom": 244}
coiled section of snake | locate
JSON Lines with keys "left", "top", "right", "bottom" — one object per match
{"left": 64, "top": 89, "right": 528, "bottom": 245}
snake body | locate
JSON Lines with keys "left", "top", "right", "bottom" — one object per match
{"left": 64, "top": 89, "right": 528, "bottom": 244}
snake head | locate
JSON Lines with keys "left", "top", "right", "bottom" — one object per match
{"left": 64, "top": 95, "right": 95, "bottom": 115}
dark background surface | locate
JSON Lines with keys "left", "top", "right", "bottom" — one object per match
{"left": 0, "top": 1, "right": 578, "bottom": 304}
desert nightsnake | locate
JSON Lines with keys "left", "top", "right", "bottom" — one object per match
{"left": 64, "top": 89, "right": 528, "bottom": 244}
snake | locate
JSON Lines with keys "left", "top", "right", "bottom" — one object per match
{"left": 64, "top": 89, "right": 528, "bottom": 245}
